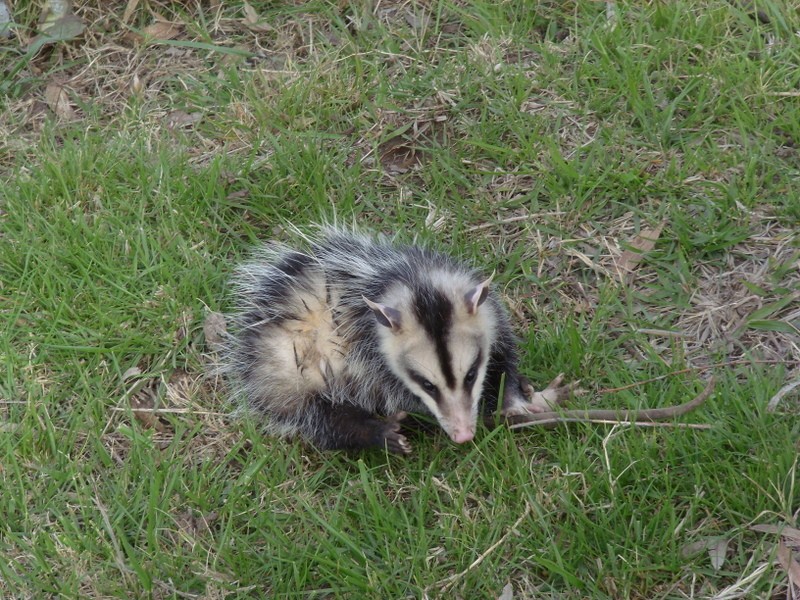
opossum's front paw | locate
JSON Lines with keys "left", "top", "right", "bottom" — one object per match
{"left": 504, "top": 374, "right": 583, "bottom": 417}
{"left": 381, "top": 412, "right": 412, "bottom": 455}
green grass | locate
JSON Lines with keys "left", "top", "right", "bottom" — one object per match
{"left": 2, "top": 1, "right": 799, "bottom": 597}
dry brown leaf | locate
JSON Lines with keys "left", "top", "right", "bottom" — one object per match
{"left": 130, "top": 392, "right": 166, "bottom": 433}
{"left": 38, "top": 0, "right": 84, "bottom": 41}
{"left": 379, "top": 137, "right": 420, "bottom": 174}
{"left": 708, "top": 537, "right": 729, "bottom": 570}
{"left": 130, "top": 73, "right": 144, "bottom": 97}
{"left": 122, "top": 366, "right": 142, "bottom": 381}
{"left": 242, "top": 0, "right": 273, "bottom": 33}
{"left": 606, "top": 1, "right": 618, "bottom": 28}
{"left": 497, "top": 582, "right": 514, "bottom": 600}
{"left": 681, "top": 535, "right": 729, "bottom": 569}
{"left": 681, "top": 538, "right": 711, "bottom": 557}
{"left": 165, "top": 110, "right": 202, "bottom": 129}
{"left": 28, "top": 100, "right": 49, "bottom": 122}
{"left": 174, "top": 508, "right": 218, "bottom": 539}
{"left": 441, "top": 20, "right": 461, "bottom": 35}
{"left": 44, "top": 82, "right": 74, "bottom": 120}
{"left": 243, "top": 1, "right": 259, "bottom": 24}
{"left": 767, "top": 378, "right": 800, "bottom": 412}
{"left": 0, "top": 0, "right": 14, "bottom": 39}
{"left": 142, "top": 19, "right": 182, "bottom": 41}
{"left": 615, "top": 221, "right": 665, "bottom": 281}
{"left": 121, "top": 0, "right": 140, "bottom": 25}
{"left": 405, "top": 10, "right": 431, "bottom": 31}
{"left": 777, "top": 541, "right": 800, "bottom": 590}
{"left": 751, "top": 524, "right": 800, "bottom": 543}
{"left": 225, "top": 189, "right": 250, "bottom": 201}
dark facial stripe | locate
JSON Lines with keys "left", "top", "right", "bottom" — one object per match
{"left": 412, "top": 287, "right": 455, "bottom": 389}
{"left": 463, "top": 349, "right": 483, "bottom": 395}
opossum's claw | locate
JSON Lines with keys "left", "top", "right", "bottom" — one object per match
{"left": 384, "top": 433, "right": 411, "bottom": 455}
{"left": 383, "top": 412, "right": 412, "bottom": 455}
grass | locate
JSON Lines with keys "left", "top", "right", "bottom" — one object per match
{"left": 1, "top": 0, "right": 799, "bottom": 598}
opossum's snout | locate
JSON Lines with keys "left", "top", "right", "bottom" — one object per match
{"left": 449, "top": 426, "right": 475, "bottom": 444}
{"left": 444, "top": 409, "right": 477, "bottom": 444}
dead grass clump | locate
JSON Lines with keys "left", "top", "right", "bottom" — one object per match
{"left": 0, "top": 2, "right": 327, "bottom": 137}
{"left": 678, "top": 218, "right": 799, "bottom": 366}
{"left": 352, "top": 96, "right": 451, "bottom": 181}
{"left": 502, "top": 208, "right": 798, "bottom": 385}
{"left": 104, "top": 364, "right": 238, "bottom": 468}
{"left": 520, "top": 90, "right": 600, "bottom": 160}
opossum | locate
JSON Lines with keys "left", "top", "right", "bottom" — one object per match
{"left": 224, "top": 227, "right": 567, "bottom": 454}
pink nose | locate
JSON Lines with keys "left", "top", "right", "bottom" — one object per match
{"left": 450, "top": 428, "right": 475, "bottom": 444}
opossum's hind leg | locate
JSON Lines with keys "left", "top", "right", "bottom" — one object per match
{"left": 480, "top": 346, "right": 578, "bottom": 419}
{"left": 503, "top": 374, "right": 582, "bottom": 417}
{"left": 276, "top": 396, "right": 412, "bottom": 454}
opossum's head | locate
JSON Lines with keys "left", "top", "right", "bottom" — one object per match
{"left": 364, "top": 272, "right": 498, "bottom": 444}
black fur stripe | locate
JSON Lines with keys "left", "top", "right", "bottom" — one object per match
{"left": 412, "top": 287, "right": 455, "bottom": 389}
{"left": 276, "top": 251, "right": 313, "bottom": 277}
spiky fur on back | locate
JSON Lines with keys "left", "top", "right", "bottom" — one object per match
{"left": 223, "top": 226, "right": 526, "bottom": 451}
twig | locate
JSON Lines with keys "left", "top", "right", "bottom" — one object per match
{"left": 465, "top": 215, "right": 535, "bottom": 232}
{"left": 436, "top": 502, "right": 532, "bottom": 592}
{"left": 109, "top": 407, "right": 228, "bottom": 416}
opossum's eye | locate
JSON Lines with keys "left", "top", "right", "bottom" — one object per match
{"left": 464, "top": 352, "right": 482, "bottom": 388}
{"left": 464, "top": 368, "right": 477, "bottom": 385}
{"left": 408, "top": 369, "right": 440, "bottom": 400}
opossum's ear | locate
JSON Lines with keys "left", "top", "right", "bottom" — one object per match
{"left": 363, "top": 296, "right": 403, "bottom": 332}
{"left": 464, "top": 273, "right": 493, "bottom": 315}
